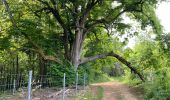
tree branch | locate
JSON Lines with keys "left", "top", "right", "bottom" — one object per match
{"left": 85, "top": 7, "right": 126, "bottom": 34}
{"left": 85, "top": 0, "right": 144, "bottom": 34}
{"left": 36, "top": 0, "right": 72, "bottom": 58}
{"left": 80, "top": 52, "right": 111, "bottom": 64}
{"left": 80, "top": 0, "right": 99, "bottom": 24}
{"left": 36, "top": 0, "right": 67, "bottom": 31}
{"left": 80, "top": 51, "right": 145, "bottom": 82}
{"left": 21, "top": 47, "right": 62, "bottom": 64}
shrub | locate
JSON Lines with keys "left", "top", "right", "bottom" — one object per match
{"left": 144, "top": 68, "right": 170, "bottom": 100}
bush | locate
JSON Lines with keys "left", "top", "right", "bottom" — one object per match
{"left": 49, "top": 62, "right": 88, "bottom": 86}
{"left": 144, "top": 68, "right": 170, "bottom": 100}
{"left": 49, "top": 62, "right": 76, "bottom": 86}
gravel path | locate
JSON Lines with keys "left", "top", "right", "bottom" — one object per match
{"left": 90, "top": 82, "right": 143, "bottom": 100}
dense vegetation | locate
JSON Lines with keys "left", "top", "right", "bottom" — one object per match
{"left": 0, "top": 0, "right": 170, "bottom": 99}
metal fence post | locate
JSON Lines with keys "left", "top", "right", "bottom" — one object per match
{"left": 62, "top": 73, "right": 66, "bottom": 100}
{"left": 83, "top": 73, "right": 86, "bottom": 90}
{"left": 76, "top": 72, "right": 78, "bottom": 92}
{"left": 27, "top": 70, "right": 32, "bottom": 100}
{"left": 13, "top": 79, "right": 16, "bottom": 95}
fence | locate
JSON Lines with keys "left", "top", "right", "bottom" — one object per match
{"left": 0, "top": 71, "right": 88, "bottom": 100}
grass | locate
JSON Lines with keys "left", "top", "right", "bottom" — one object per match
{"left": 72, "top": 86, "right": 104, "bottom": 100}
{"left": 90, "top": 75, "right": 129, "bottom": 84}
{"left": 96, "top": 86, "right": 104, "bottom": 100}
{"left": 84, "top": 86, "right": 104, "bottom": 100}
{"left": 117, "top": 95, "right": 124, "bottom": 100}
{"left": 90, "top": 74, "right": 114, "bottom": 84}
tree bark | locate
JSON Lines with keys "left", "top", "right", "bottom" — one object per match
{"left": 71, "top": 29, "right": 83, "bottom": 69}
{"left": 16, "top": 54, "right": 19, "bottom": 89}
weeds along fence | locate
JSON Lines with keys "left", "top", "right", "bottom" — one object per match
{"left": 0, "top": 71, "right": 88, "bottom": 100}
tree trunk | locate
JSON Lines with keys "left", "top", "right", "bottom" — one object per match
{"left": 71, "top": 27, "right": 84, "bottom": 70}
{"left": 39, "top": 55, "right": 47, "bottom": 87}
{"left": 16, "top": 55, "right": 19, "bottom": 89}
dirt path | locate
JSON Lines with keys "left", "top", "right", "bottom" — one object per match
{"left": 90, "top": 82, "right": 143, "bottom": 100}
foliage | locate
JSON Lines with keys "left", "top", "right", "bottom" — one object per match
{"left": 160, "top": 33, "right": 170, "bottom": 54}
{"left": 49, "top": 61, "right": 89, "bottom": 86}
{"left": 49, "top": 62, "right": 76, "bottom": 86}
{"left": 123, "top": 33, "right": 170, "bottom": 99}
{"left": 144, "top": 68, "right": 170, "bottom": 100}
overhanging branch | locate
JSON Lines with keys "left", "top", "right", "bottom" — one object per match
{"left": 80, "top": 51, "right": 145, "bottom": 82}
{"left": 79, "top": 52, "right": 111, "bottom": 64}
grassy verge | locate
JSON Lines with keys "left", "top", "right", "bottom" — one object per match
{"left": 72, "top": 86, "right": 104, "bottom": 100}
{"left": 84, "top": 86, "right": 104, "bottom": 100}
{"left": 96, "top": 86, "right": 104, "bottom": 100}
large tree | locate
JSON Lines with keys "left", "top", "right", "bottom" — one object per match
{"left": 1, "top": 0, "right": 164, "bottom": 81}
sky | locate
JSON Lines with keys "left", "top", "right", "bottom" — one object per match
{"left": 156, "top": 2, "right": 170, "bottom": 33}
{"left": 127, "top": 2, "right": 170, "bottom": 48}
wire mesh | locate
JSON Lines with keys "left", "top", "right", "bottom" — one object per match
{"left": 0, "top": 72, "right": 88, "bottom": 100}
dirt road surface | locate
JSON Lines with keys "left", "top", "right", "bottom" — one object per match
{"left": 90, "top": 82, "right": 143, "bottom": 100}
